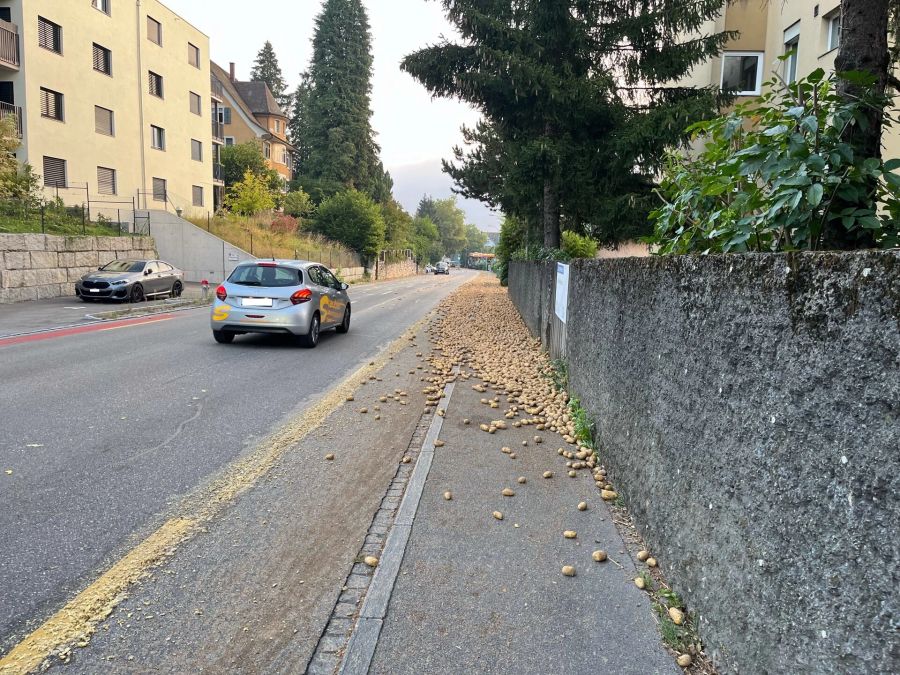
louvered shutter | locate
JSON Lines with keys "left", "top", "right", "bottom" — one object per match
{"left": 43, "top": 156, "right": 66, "bottom": 188}
{"left": 93, "top": 44, "right": 110, "bottom": 74}
{"left": 192, "top": 186, "right": 203, "bottom": 207}
{"left": 97, "top": 167, "right": 116, "bottom": 195}
{"left": 38, "top": 17, "right": 60, "bottom": 52}
{"left": 40, "top": 88, "right": 62, "bottom": 120}
{"left": 149, "top": 71, "right": 163, "bottom": 97}
{"left": 152, "top": 178, "right": 166, "bottom": 202}
{"left": 95, "top": 106, "right": 113, "bottom": 135}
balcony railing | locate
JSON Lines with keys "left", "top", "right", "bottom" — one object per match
{"left": 212, "top": 119, "right": 224, "bottom": 143}
{"left": 0, "top": 21, "right": 19, "bottom": 69}
{"left": 213, "top": 163, "right": 224, "bottom": 182}
{"left": 211, "top": 75, "right": 224, "bottom": 101}
{"left": 0, "top": 101, "right": 22, "bottom": 137}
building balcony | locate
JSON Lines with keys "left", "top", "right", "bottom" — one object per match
{"left": 211, "top": 75, "right": 224, "bottom": 102}
{"left": 0, "top": 20, "right": 19, "bottom": 70}
{"left": 212, "top": 119, "right": 224, "bottom": 144}
{"left": 213, "top": 162, "right": 224, "bottom": 184}
{"left": 0, "top": 101, "right": 22, "bottom": 136}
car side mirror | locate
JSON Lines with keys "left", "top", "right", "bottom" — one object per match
{"left": 144, "top": 269, "right": 152, "bottom": 275}
{"left": 341, "top": 283, "right": 349, "bottom": 291}
{"left": 98, "top": 266, "right": 103, "bottom": 270}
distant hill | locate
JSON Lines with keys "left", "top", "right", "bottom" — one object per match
{"left": 389, "top": 159, "right": 502, "bottom": 232}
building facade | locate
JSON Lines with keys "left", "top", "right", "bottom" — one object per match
{"left": 0, "top": 0, "right": 223, "bottom": 219}
{"left": 211, "top": 60, "right": 294, "bottom": 184}
{"left": 683, "top": 0, "right": 898, "bottom": 160}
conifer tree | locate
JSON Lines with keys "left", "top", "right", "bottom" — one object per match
{"left": 403, "top": 1, "right": 734, "bottom": 247}
{"left": 288, "top": 72, "right": 313, "bottom": 174}
{"left": 303, "top": 0, "right": 389, "bottom": 201}
{"left": 250, "top": 41, "right": 291, "bottom": 112}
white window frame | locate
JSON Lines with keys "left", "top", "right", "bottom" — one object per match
{"left": 720, "top": 51, "right": 765, "bottom": 96}
{"left": 224, "top": 136, "right": 235, "bottom": 146}
{"left": 826, "top": 12, "right": 841, "bottom": 52}
{"left": 92, "top": 0, "right": 111, "bottom": 16}
{"left": 783, "top": 22, "right": 800, "bottom": 84}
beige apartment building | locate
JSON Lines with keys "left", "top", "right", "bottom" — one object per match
{"left": 684, "top": 0, "right": 899, "bottom": 160}
{"left": 0, "top": 0, "right": 225, "bottom": 219}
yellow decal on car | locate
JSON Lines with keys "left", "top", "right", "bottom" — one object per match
{"left": 319, "top": 295, "right": 341, "bottom": 323}
{"left": 212, "top": 305, "right": 230, "bottom": 322}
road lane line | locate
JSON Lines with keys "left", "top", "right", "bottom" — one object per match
{"left": 0, "top": 314, "right": 180, "bottom": 348}
{"left": 0, "top": 312, "right": 435, "bottom": 675}
{"left": 99, "top": 317, "right": 173, "bottom": 332}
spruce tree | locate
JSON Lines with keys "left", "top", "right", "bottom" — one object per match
{"left": 403, "top": 1, "right": 734, "bottom": 247}
{"left": 250, "top": 41, "right": 291, "bottom": 112}
{"left": 304, "top": 0, "right": 388, "bottom": 201}
{"left": 288, "top": 72, "right": 313, "bottom": 173}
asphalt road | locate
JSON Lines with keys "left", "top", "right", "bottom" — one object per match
{"left": 0, "top": 270, "right": 475, "bottom": 654}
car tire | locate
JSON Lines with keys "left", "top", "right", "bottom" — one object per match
{"left": 130, "top": 284, "right": 144, "bottom": 303}
{"left": 213, "top": 330, "right": 234, "bottom": 344}
{"left": 299, "top": 313, "right": 320, "bottom": 348}
{"left": 336, "top": 306, "right": 351, "bottom": 334}
{"left": 171, "top": 281, "right": 183, "bottom": 298}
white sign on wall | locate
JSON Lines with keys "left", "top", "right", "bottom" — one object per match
{"left": 555, "top": 262, "right": 570, "bottom": 323}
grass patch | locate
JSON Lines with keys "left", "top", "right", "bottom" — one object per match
{"left": 188, "top": 214, "right": 361, "bottom": 268}
{"left": 0, "top": 202, "right": 125, "bottom": 237}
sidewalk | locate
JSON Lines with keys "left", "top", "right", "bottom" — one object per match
{"left": 338, "top": 277, "right": 682, "bottom": 674}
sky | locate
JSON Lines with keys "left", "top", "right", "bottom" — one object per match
{"left": 163, "top": 0, "right": 502, "bottom": 231}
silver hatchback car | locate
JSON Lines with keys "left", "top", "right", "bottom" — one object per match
{"left": 211, "top": 260, "right": 351, "bottom": 348}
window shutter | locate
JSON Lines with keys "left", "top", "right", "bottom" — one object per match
{"left": 43, "top": 156, "right": 66, "bottom": 187}
{"left": 40, "top": 88, "right": 62, "bottom": 120}
{"left": 192, "top": 186, "right": 203, "bottom": 207}
{"left": 190, "top": 92, "right": 201, "bottom": 115}
{"left": 152, "top": 177, "right": 166, "bottom": 201}
{"left": 95, "top": 106, "right": 113, "bottom": 135}
{"left": 93, "top": 44, "right": 111, "bottom": 74}
{"left": 38, "top": 17, "right": 60, "bottom": 52}
{"left": 149, "top": 71, "right": 163, "bottom": 97}
{"left": 97, "top": 167, "right": 116, "bottom": 195}
{"left": 147, "top": 17, "right": 161, "bottom": 45}
{"left": 191, "top": 139, "right": 202, "bottom": 161}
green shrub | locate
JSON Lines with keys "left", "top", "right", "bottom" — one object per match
{"left": 649, "top": 70, "right": 900, "bottom": 253}
{"left": 561, "top": 230, "right": 598, "bottom": 259}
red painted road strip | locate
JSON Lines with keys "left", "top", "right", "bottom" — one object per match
{"left": 0, "top": 314, "right": 177, "bottom": 347}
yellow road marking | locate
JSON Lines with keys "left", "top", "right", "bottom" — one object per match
{"left": 0, "top": 313, "right": 433, "bottom": 675}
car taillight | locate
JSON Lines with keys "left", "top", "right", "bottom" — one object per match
{"left": 291, "top": 288, "right": 312, "bottom": 305}
{"left": 216, "top": 285, "right": 227, "bottom": 301}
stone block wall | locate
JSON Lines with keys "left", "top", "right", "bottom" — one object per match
{"left": 377, "top": 258, "right": 417, "bottom": 281}
{"left": 0, "top": 234, "right": 156, "bottom": 303}
{"left": 508, "top": 252, "right": 900, "bottom": 673}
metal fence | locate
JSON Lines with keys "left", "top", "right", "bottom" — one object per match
{"left": 0, "top": 197, "right": 127, "bottom": 237}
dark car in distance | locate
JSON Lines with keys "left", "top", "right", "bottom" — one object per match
{"left": 75, "top": 259, "right": 184, "bottom": 303}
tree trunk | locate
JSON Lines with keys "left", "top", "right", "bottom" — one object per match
{"left": 834, "top": 0, "right": 890, "bottom": 161}
{"left": 542, "top": 177, "right": 560, "bottom": 249}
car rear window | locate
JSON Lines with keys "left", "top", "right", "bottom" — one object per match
{"left": 228, "top": 264, "right": 302, "bottom": 287}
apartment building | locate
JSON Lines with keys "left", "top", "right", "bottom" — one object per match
{"left": 211, "top": 60, "right": 294, "bottom": 183}
{"left": 683, "top": 0, "right": 898, "bottom": 160}
{"left": 0, "top": 0, "right": 224, "bottom": 218}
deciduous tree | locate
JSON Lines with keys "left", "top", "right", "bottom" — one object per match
{"left": 312, "top": 190, "right": 385, "bottom": 264}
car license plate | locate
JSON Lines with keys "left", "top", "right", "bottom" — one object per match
{"left": 242, "top": 297, "right": 273, "bottom": 308}
{"left": 90, "top": 289, "right": 100, "bottom": 293}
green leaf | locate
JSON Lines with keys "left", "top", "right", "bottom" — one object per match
{"left": 884, "top": 158, "right": 900, "bottom": 171}
{"left": 807, "top": 183, "right": 824, "bottom": 207}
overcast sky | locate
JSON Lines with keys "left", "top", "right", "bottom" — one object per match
{"left": 164, "top": 0, "right": 501, "bottom": 230}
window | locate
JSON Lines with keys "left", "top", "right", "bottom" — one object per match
{"left": 720, "top": 52, "right": 764, "bottom": 96}
{"left": 43, "top": 156, "right": 66, "bottom": 188}
{"left": 38, "top": 17, "right": 62, "bottom": 54}
{"left": 97, "top": 166, "right": 117, "bottom": 195}
{"left": 159, "top": 262, "right": 173, "bottom": 272}
{"left": 152, "top": 177, "right": 167, "bottom": 202}
{"left": 224, "top": 136, "right": 235, "bottom": 146}
{"left": 188, "top": 43, "right": 200, "bottom": 68}
{"left": 147, "top": 16, "right": 162, "bottom": 45}
{"left": 191, "top": 139, "right": 203, "bottom": 162}
{"left": 189, "top": 91, "right": 201, "bottom": 115}
{"left": 220, "top": 107, "right": 232, "bottom": 125}
{"left": 94, "top": 105, "right": 114, "bottom": 135}
{"left": 264, "top": 142, "right": 271, "bottom": 159}
{"left": 192, "top": 185, "right": 204, "bottom": 207}
{"left": 827, "top": 12, "right": 841, "bottom": 51}
{"left": 40, "top": 88, "right": 63, "bottom": 121}
{"left": 92, "top": 43, "right": 112, "bottom": 75}
{"left": 784, "top": 23, "right": 800, "bottom": 84}
{"left": 149, "top": 71, "right": 163, "bottom": 98}
{"left": 274, "top": 120, "right": 281, "bottom": 133}
{"left": 92, "top": 0, "right": 111, "bottom": 16}
{"left": 228, "top": 264, "right": 302, "bottom": 287}
{"left": 151, "top": 125, "right": 165, "bottom": 150}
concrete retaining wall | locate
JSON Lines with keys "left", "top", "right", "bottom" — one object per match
{"left": 508, "top": 253, "right": 900, "bottom": 673}
{"left": 0, "top": 233, "right": 156, "bottom": 303}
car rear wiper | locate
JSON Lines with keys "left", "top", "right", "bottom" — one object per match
{"left": 234, "top": 281, "right": 262, "bottom": 286}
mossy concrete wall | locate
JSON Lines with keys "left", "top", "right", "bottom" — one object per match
{"left": 509, "top": 253, "right": 899, "bottom": 673}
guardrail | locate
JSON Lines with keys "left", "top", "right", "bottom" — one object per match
{"left": 0, "top": 21, "right": 19, "bottom": 69}
{"left": 0, "top": 101, "right": 21, "bottom": 136}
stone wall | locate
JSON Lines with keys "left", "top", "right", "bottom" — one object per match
{"left": 0, "top": 233, "right": 156, "bottom": 303}
{"left": 376, "top": 258, "right": 418, "bottom": 281}
{"left": 508, "top": 253, "right": 899, "bottom": 673}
